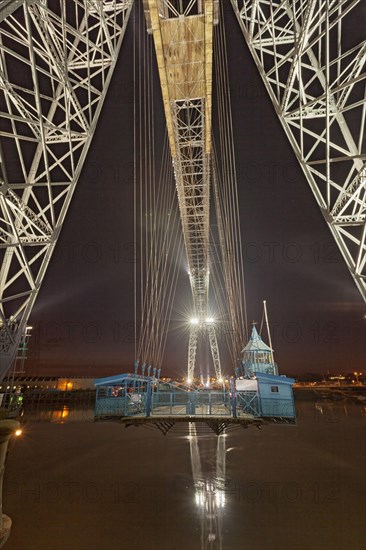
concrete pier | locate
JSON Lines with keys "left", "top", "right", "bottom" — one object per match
{"left": 0, "top": 420, "right": 20, "bottom": 548}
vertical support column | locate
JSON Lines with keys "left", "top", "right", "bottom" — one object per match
{"left": 207, "top": 324, "right": 222, "bottom": 381}
{"left": 156, "top": 368, "right": 161, "bottom": 405}
{"left": 187, "top": 391, "right": 196, "bottom": 415}
{"left": 133, "top": 360, "right": 139, "bottom": 391}
{"left": 124, "top": 381, "right": 128, "bottom": 416}
{"left": 146, "top": 376, "right": 152, "bottom": 418}
{"left": 151, "top": 368, "right": 156, "bottom": 410}
{"left": 188, "top": 324, "right": 199, "bottom": 382}
{"left": 230, "top": 377, "right": 237, "bottom": 418}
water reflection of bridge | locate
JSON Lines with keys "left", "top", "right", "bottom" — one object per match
{"left": 189, "top": 423, "right": 227, "bottom": 549}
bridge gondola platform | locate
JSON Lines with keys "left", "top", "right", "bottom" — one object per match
{"left": 93, "top": 373, "right": 296, "bottom": 435}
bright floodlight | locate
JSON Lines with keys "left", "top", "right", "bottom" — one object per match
{"left": 190, "top": 318, "right": 199, "bottom": 325}
{"left": 205, "top": 317, "right": 214, "bottom": 324}
{"left": 187, "top": 378, "right": 192, "bottom": 385}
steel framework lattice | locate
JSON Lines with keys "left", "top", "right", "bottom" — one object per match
{"left": 1, "top": 0, "right": 365, "bottom": 383}
{"left": 0, "top": 0, "right": 133, "bottom": 379}
{"left": 145, "top": 0, "right": 222, "bottom": 382}
{"left": 231, "top": 0, "right": 366, "bottom": 302}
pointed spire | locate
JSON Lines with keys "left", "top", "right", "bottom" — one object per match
{"left": 242, "top": 324, "right": 273, "bottom": 353}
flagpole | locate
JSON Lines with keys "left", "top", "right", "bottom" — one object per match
{"left": 263, "top": 300, "right": 274, "bottom": 365}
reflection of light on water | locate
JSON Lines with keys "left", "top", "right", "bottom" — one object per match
{"left": 188, "top": 423, "right": 227, "bottom": 548}
{"left": 189, "top": 423, "right": 202, "bottom": 484}
{"left": 315, "top": 403, "right": 323, "bottom": 414}
{"left": 215, "top": 487, "right": 225, "bottom": 508}
{"left": 51, "top": 405, "right": 69, "bottom": 423}
{"left": 195, "top": 481, "right": 226, "bottom": 509}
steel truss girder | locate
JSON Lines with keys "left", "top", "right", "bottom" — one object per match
{"left": 187, "top": 322, "right": 222, "bottom": 382}
{"left": 207, "top": 322, "right": 222, "bottom": 381}
{"left": 0, "top": 0, "right": 133, "bottom": 379}
{"left": 231, "top": 0, "right": 366, "bottom": 301}
{"left": 146, "top": 1, "right": 222, "bottom": 379}
{"left": 172, "top": 98, "right": 210, "bottom": 319}
{"left": 188, "top": 323, "right": 199, "bottom": 382}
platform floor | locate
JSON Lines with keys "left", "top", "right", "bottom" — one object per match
{"left": 95, "top": 403, "right": 253, "bottom": 419}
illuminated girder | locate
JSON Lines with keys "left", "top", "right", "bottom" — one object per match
{"left": 146, "top": 0, "right": 222, "bottom": 379}
{"left": 0, "top": 0, "right": 133, "bottom": 379}
{"left": 173, "top": 98, "right": 210, "bottom": 319}
{"left": 207, "top": 322, "right": 221, "bottom": 381}
{"left": 187, "top": 321, "right": 222, "bottom": 382}
{"left": 231, "top": 0, "right": 366, "bottom": 302}
{"left": 187, "top": 323, "right": 198, "bottom": 382}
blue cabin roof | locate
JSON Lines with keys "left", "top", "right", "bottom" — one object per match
{"left": 255, "top": 372, "right": 295, "bottom": 385}
{"left": 94, "top": 373, "right": 148, "bottom": 386}
{"left": 242, "top": 326, "right": 273, "bottom": 353}
{"left": 94, "top": 373, "right": 190, "bottom": 392}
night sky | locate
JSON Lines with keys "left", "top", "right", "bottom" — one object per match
{"left": 27, "top": 3, "right": 365, "bottom": 379}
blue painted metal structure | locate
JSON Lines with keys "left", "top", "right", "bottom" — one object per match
{"left": 234, "top": 325, "right": 296, "bottom": 420}
{"left": 256, "top": 372, "right": 295, "bottom": 418}
{"left": 94, "top": 373, "right": 234, "bottom": 420}
{"left": 94, "top": 371, "right": 296, "bottom": 423}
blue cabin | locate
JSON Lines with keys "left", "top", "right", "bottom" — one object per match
{"left": 256, "top": 372, "right": 295, "bottom": 418}
{"left": 235, "top": 326, "right": 296, "bottom": 420}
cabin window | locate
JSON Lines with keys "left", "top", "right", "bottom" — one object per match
{"left": 97, "top": 387, "right": 106, "bottom": 398}
{"left": 270, "top": 386, "right": 279, "bottom": 393}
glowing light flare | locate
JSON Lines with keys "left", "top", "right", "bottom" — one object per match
{"left": 15, "top": 429, "right": 22, "bottom": 437}
{"left": 215, "top": 490, "right": 226, "bottom": 508}
{"left": 190, "top": 318, "right": 199, "bottom": 325}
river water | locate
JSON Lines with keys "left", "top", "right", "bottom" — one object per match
{"left": 3, "top": 400, "right": 366, "bottom": 549}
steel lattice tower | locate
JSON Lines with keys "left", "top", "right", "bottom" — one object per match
{"left": 0, "top": 0, "right": 133, "bottom": 380}
{"left": 231, "top": 0, "right": 366, "bottom": 301}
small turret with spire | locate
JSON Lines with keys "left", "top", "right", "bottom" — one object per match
{"left": 240, "top": 323, "right": 279, "bottom": 378}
